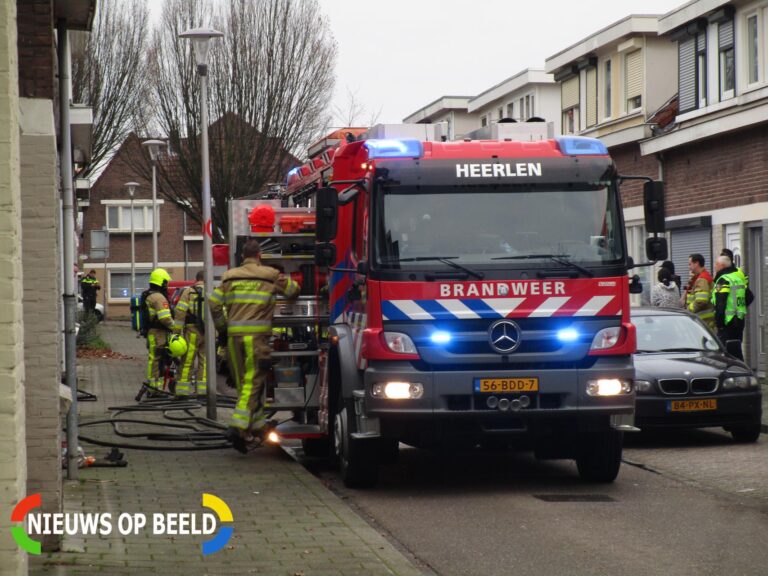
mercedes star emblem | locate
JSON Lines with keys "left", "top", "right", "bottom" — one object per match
{"left": 488, "top": 319, "right": 521, "bottom": 354}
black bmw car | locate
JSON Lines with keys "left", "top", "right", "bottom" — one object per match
{"left": 632, "top": 307, "right": 762, "bottom": 443}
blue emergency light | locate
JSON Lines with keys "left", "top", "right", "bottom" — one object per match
{"left": 286, "top": 166, "right": 301, "bottom": 179}
{"left": 430, "top": 331, "right": 452, "bottom": 345}
{"left": 556, "top": 136, "right": 608, "bottom": 156}
{"left": 365, "top": 139, "right": 423, "bottom": 159}
{"left": 556, "top": 328, "right": 580, "bottom": 342}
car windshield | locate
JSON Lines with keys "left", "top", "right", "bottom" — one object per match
{"left": 374, "top": 185, "right": 623, "bottom": 268}
{"left": 634, "top": 314, "right": 721, "bottom": 353}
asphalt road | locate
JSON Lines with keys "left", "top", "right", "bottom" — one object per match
{"left": 300, "top": 430, "right": 768, "bottom": 576}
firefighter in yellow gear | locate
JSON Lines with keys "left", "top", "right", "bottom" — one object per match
{"left": 174, "top": 270, "right": 207, "bottom": 397}
{"left": 145, "top": 268, "right": 179, "bottom": 392}
{"left": 209, "top": 239, "right": 300, "bottom": 453}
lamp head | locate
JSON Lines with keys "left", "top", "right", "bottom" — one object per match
{"left": 142, "top": 139, "right": 166, "bottom": 162}
{"left": 124, "top": 181, "right": 140, "bottom": 197}
{"left": 179, "top": 27, "right": 224, "bottom": 73}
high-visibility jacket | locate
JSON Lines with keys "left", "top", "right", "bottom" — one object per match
{"left": 712, "top": 270, "right": 747, "bottom": 325}
{"left": 80, "top": 276, "right": 100, "bottom": 298}
{"left": 146, "top": 291, "right": 176, "bottom": 331}
{"left": 209, "top": 258, "right": 300, "bottom": 336}
{"left": 685, "top": 269, "right": 715, "bottom": 329}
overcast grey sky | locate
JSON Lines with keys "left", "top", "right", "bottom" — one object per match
{"left": 317, "top": 0, "right": 685, "bottom": 123}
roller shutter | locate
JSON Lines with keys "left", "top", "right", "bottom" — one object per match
{"left": 671, "top": 227, "right": 712, "bottom": 288}
{"left": 561, "top": 76, "right": 579, "bottom": 110}
{"left": 678, "top": 37, "right": 696, "bottom": 113}
{"left": 625, "top": 49, "right": 643, "bottom": 101}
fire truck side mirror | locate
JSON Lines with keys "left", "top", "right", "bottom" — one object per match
{"left": 315, "top": 187, "right": 338, "bottom": 242}
{"left": 315, "top": 242, "right": 336, "bottom": 267}
{"left": 643, "top": 181, "right": 666, "bottom": 233}
{"left": 645, "top": 237, "right": 668, "bottom": 262}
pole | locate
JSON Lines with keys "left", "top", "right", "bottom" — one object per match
{"left": 58, "top": 20, "right": 79, "bottom": 480}
{"left": 151, "top": 162, "right": 158, "bottom": 269}
{"left": 130, "top": 195, "right": 136, "bottom": 297}
{"left": 200, "top": 69, "right": 217, "bottom": 420}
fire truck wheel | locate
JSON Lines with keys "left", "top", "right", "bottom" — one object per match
{"left": 575, "top": 428, "right": 622, "bottom": 483}
{"left": 334, "top": 398, "right": 379, "bottom": 488}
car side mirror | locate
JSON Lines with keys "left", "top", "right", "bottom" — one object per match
{"left": 314, "top": 242, "right": 336, "bottom": 267}
{"left": 629, "top": 274, "right": 643, "bottom": 294}
{"left": 315, "top": 187, "right": 338, "bottom": 242}
{"left": 646, "top": 237, "right": 668, "bottom": 261}
{"left": 643, "top": 181, "right": 666, "bottom": 233}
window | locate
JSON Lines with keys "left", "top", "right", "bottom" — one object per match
{"left": 718, "top": 20, "right": 735, "bottom": 100}
{"left": 497, "top": 107, "right": 503, "bottom": 120}
{"left": 109, "top": 271, "right": 151, "bottom": 299}
{"left": 481, "top": 115, "right": 488, "bottom": 127}
{"left": 561, "top": 76, "right": 579, "bottom": 133}
{"left": 586, "top": 67, "right": 597, "bottom": 127}
{"left": 519, "top": 97, "right": 525, "bottom": 120}
{"left": 747, "top": 13, "right": 759, "bottom": 85}
{"left": 524, "top": 95, "right": 530, "bottom": 120}
{"left": 104, "top": 203, "right": 156, "bottom": 232}
{"left": 604, "top": 60, "right": 612, "bottom": 118}
{"left": 624, "top": 49, "right": 643, "bottom": 112}
{"left": 530, "top": 94, "right": 535, "bottom": 117}
{"left": 696, "top": 31, "right": 707, "bottom": 108}
{"left": 506, "top": 102, "right": 514, "bottom": 118}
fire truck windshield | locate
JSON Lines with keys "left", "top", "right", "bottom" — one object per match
{"left": 374, "top": 185, "right": 623, "bottom": 269}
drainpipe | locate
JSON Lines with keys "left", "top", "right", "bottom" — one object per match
{"left": 58, "top": 20, "right": 79, "bottom": 480}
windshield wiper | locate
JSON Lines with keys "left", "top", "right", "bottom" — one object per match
{"left": 490, "top": 253, "right": 594, "bottom": 277}
{"left": 385, "top": 256, "right": 484, "bottom": 279}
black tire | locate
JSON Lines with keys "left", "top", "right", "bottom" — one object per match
{"left": 729, "top": 424, "right": 761, "bottom": 443}
{"left": 302, "top": 437, "right": 331, "bottom": 458}
{"left": 576, "top": 428, "right": 623, "bottom": 483}
{"left": 333, "top": 398, "right": 379, "bottom": 488}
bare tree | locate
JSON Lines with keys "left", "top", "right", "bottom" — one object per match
{"left": 71, "top": 0, "right": 151, "bottom": 178}
{"left": 139, "top": 0, "right": 337, "bottom": 241}
{"left": 333, "top": 87, "right": 382, "bottom": 128}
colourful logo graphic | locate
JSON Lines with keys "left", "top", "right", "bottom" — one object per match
{"left": 201, "top": 493, "right": 233, "bottom": 556}
{"left": 11, "top": 493, "right": 42, "bottom": 555}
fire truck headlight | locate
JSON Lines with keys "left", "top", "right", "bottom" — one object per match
{"left": 586, "top": 379, "right": 633, "bottom": 396}
{"left": 430, "top": 331, "right": 452, "bottom": 345}
{"left": 383, "top": 332, "right": 417, "bottom": 354}
{"left": 372, "top": 382, "right": 424, "bottom": 399}
{"left": 590, "top": 327, "right": 621, "bottom": 351}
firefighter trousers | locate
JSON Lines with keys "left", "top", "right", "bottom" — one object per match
{"left": 227, "top": 334, "right": 271, "bottom": 436}
{"left": 177, "top": 326, "right": 206, "bottom": 396}
{"left": 146, "top": 329, "right": 169, "bottom": 390}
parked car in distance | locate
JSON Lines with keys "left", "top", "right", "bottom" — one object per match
{"left": 77, "top": 295, "right": 104, "bottom": 322}
{"left": 632, "top": 307, "right": 762, "bottom": 443}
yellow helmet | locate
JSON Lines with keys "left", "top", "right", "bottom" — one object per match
{"left": 167, "top": 334, "right": 188, "bottom": 358}
{"left": 149, "top": 268, "right": 171, "bottom": 288}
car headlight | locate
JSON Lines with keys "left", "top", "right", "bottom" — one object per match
{"left": 383, "top": 332, "right": 417, "bottom": 354}
{"left": 634, "top": 379, "right": 653, "bottom": 394}
{"left": 722, "top": 375, "right": 760, "bottom": 389}
{"left": 586, "top": 378, "right": 633, "bottom": 396}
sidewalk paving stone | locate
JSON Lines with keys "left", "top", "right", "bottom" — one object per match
{"left": 30, "top": 322, "right": 427, "bottom": 576}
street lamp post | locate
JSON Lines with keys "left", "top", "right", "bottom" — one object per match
{"left": 142, "top": 140, "right": 165, "bottom": 270}
{"left": 180, "top": 27, "right": 223, "bottom": 420}
{"left": 124, "top": 182, "right": 139, "bottom": 297}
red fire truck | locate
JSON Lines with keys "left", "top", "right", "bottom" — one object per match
{"left": 272, "top": 123, "right": 667, "bottom": 487}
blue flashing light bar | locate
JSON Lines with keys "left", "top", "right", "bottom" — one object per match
{"left": 556, "top": 136, "right": 608, "bottom": 156}
{"left": 364, "top": 139, "right": 423, "bottom": 159}
{"left": 556, "top": 328, "right": 579, "bottom": 342}
{"left": 287, "top": 166, "right": 301, "bottom": 179}
{"left": 430, "top": 331, "right": 452, "bottom": 345}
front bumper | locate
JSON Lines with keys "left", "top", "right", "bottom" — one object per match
{"left": 361, "top": 359, "right": 634, "bottom": 421}
{"left": 635, "top": 391, "right": 762, "bottom": 429}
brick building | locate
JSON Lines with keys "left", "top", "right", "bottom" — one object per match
{"left": 81, "top": 123, "right": 298, "bottom": 318}
{"left": 2, "top": 0, "right": 96, "bottom": 569}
